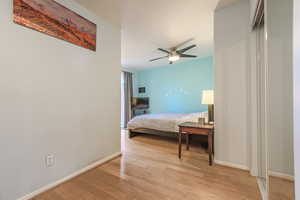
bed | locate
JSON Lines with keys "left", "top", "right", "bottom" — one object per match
{"left": 127, "top": 112, "right": 207, "bottom": 138}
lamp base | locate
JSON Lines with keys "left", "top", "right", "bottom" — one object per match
{"left": 208, "top": 104, "right": 214, "bottom": 123}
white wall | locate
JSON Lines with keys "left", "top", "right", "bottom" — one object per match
{"left": 74, "top": 0, "right": 120, "bottom": 28}
{"left": 214, "top": 0, "right": 252, "bottom": 168}
{"left": 294, "top": 0, "right": 300, "bottom": 198}
{"left": 267, "top": 0, "right": 294, "bottom": 176}
{"left": 216, "top": 0, "right": 240, "bottom": 10}
{"left": 0, "top": 1, "right": 121, "bottom": 200}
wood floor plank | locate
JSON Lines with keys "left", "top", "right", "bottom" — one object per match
{"left": 32, "top": 130, "right": 261, "bottom": 200}
{"left": 269, "top": 176, "right": 295, "bottom": 200}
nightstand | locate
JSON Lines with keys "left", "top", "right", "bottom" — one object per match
{"left": 178, "top": 122, "right": 214, "bottom": 166}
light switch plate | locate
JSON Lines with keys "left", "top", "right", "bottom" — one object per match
{"left": 46, "top": 155, "right": 55, "bottom": 167}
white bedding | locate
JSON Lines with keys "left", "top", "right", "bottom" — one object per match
{"left": 127, "top": 112, "right": 208, "bottom": 133}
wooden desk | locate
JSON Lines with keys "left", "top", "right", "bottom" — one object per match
{"left": 178, "top": 122, "right": 214, "bottom": 165}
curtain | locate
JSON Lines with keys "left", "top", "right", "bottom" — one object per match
{"left": 123, "top": 72, "right": 133, "bottom": 128}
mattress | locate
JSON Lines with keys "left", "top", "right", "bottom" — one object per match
{"left": 127, "top": 112, "right": 208, "bottom": 133}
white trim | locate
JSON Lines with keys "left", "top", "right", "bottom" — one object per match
{"left": 294, "top": 0, "right": 300, "bottom": 198}
{"left": 17, "top": 152, "right": 122, "bottom": 200}
{"left": 269, "top": 170, "right": 294, "bottom": 181}
{"left": 249, "top": 30, "right": 259, "bottom": 177}
{"left": 257, "top": 178, "right": 268, "bottom": 200}
{"left": 214, "top": 160, "right": 250, "bottom": 171}
{"left": 264, "top": 1, "right": 270, "bottom": 195}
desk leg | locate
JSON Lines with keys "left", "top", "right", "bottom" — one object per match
{"left": 208, "top": 131, "right": 213, "bottom": 166}
{"left": 212, "top": 132, "right": 215, "bottom": 155}
{"left": 178, "top": 131, "right": 182, "bottom": 159}
{"left": 186, "top": 133, "right": 190, "bottom": 150}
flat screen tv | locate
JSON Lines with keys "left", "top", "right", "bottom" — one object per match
{"left": 138, "top": 87, "right": 146, "bottom": 93}
{"left": 132, "top": 97, "right": 149, "bottom": 109}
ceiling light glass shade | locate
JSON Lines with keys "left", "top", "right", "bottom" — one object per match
{"left": 168, "top": 55, "right": 180, "bottom": 62}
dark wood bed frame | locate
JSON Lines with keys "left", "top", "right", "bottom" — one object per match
{"left": 128, "top": 128, "right": 206, "bottom": 143}
{"left": 128, "top": 127, "right": 208, "bottom": 153}
{"left": 128, "top": 128, "right": 179, "bottom": 139}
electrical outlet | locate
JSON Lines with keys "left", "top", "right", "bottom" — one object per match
{"left": 45, "top": 155, "right": 55, "bottom": 167}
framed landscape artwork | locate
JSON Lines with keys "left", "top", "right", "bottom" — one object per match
{"left": 13, "top": 0, "right": 97, "bottom": 51}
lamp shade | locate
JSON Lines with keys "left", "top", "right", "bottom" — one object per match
{"left": 202, "top": 90, "right": 214, "bottom": 105}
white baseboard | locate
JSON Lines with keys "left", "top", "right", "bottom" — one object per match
{"left": 214, "top": 160, "right": 250, "bottom": 171}
{"left": 18, "top": 152, "right": 122, "bottom": 200}
{"left": 269, "top": 170, "right": 294, "bottom": 181}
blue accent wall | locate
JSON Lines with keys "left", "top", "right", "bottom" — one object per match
{"left": 135, "top": 56, "right": 213, "bottom": 113}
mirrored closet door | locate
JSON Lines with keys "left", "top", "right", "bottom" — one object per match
{"left": 252, "top": 0, "right": 295, "bottom": 198}
{"left": 252, "top": 0, "right": 268, "bottom": 198}
{"left": 266, "top": 0, "right": 295, "bottom": 199}
{"left": 256, "top": 23, "right": 267, "bottom": 194}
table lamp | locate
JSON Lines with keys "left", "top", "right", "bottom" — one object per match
{"left": 202, "top": 90, "right": 214, "bottom": 124}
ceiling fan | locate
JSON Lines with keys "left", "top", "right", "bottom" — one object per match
{"left": 150, "top": 40, "right": 197, "bottom": 64}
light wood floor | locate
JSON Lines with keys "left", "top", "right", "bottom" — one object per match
{"left": 269, "top": 176, "right": 295, "bottom": 200}
{"left": 32, "top": 130, "right": 261, "bottom": 200}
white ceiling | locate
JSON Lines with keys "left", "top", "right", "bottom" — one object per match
{"left": 121, "top": 0, "right": 220, "bottom": 70}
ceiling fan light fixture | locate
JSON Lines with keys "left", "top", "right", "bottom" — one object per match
{"left": 168, "top": 55, "right": 180, "bottom": 62}
{"left": 150, "top": 40, "right": 197, "bottom": 63}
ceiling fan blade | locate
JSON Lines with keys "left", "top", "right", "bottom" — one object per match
{"left": 180, "top": 54, "right": 197, "bottom": 58}
{"left": 173, "top": 38, "right": 194, "bottom": 50}
{"left": 178, "top": 44, "right": 197, "bottom": 53}
{"left": 150, "top": 56, "right": 168, "bottom": 62}
{"left": 158, "top": 48, "right": 170, "bottom": 54}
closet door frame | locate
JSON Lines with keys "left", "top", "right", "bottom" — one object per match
{"left": 250, "top": 0, "right": 269, "bottom": 199}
